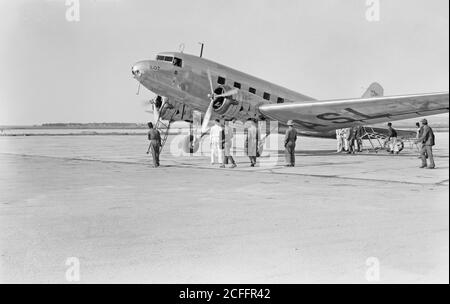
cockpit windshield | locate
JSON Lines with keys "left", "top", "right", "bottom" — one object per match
{"left": 156, "top": 54, "right": 182, "bottom": 67}
{"left": 156, "top": 55, "right": 173, "bottom": 62}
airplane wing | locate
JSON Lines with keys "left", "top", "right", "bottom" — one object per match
{"left": 259, "top": 92, "right": 449, "bottom": 132}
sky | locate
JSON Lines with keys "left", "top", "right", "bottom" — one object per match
{"left": 0, "top": 0, "right": 448, "bottom": 125}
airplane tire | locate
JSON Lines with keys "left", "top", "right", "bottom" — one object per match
{"left": 385, "top": 139, "right": 405, "bottom": 153}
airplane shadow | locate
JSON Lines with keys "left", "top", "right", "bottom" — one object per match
{"left": 266, "top": 149, "right": 420, "bottom": 157}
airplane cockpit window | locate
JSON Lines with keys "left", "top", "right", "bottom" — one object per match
{"left": 156, "top": 55, "right": 182, "bottom": 67}
{"left": 156, "top": 55, "right": 174, "bottom": 62}
{"left": 173, "top": 57, "right": 182, "bottom": 67}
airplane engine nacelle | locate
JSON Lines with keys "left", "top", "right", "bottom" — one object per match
{"left": 212, "top": 86, "right": 237, "bottom": 115}
{"left": 212, "top": 86, "right": 259, "bottom": 120}
{"left": 213, "top": 97, "right": 239, "bottom": 115}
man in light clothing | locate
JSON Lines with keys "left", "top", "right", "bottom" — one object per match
{"left": 415, "top": 122, "right": 424, "bottom": 158}
{"left": 245, "top": 119, "right": 260, "bottom": 167}
{"left": 336, "top": 129, "right": 344, "bottom": 153}
{"left": 210, "top": 119, "right": 225, "bottom": 167}
{"left": 343, "top": 128, "right": 350, "bottom": 152}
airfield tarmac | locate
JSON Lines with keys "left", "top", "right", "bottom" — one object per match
{"left": 0, "top": 133, "right": 448, "bottom": 283}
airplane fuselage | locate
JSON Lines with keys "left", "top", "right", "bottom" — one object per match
{"left": 132, "top": 52, "right": 448, "bottom": 141}
{"left": 132, "top": 52, "right": 317, "bottom": 131}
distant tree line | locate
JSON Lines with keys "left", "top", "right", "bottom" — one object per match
{"left": 40, "top": 123, "right": 147, "bottom": 129}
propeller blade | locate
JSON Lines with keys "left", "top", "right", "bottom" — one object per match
{"left": 201, "top": 99, "right": 214, "bottom": 134}
{"left": 215, "top": 88, "right": 239, "bottom": 98}
{"left": 153, "top": 103, "right": 160, "bottom": 123}
{"left": 142, "top": 98, "right": 161, "bottom": 123}
{"left": 206, "top": 69, "right": 214, "bottom": 95}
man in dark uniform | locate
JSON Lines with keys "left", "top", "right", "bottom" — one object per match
{"left": 355, "top": 126, "right": 364, "bottom": 152}
{"left": 387, "top": 122, "right": 398, "bottom": 154}
{"left": 346, "top": 127, "right": 357, "bottom": 154}
{"left": 223, "top": 119, "right": 237, "bottom": 168}
{"left": 146, "top": 122, "right": 162, "bottom": 168}
{"left": 415, "top": 119, "right": 436, "bottom": 169}
{"left": 284, "top": 120, "right": 298, "bottom": 167}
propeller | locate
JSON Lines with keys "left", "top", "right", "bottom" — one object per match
{"left": 141, "top": 96, "right": 162, "bottom": 123}
{"left": 152, "top": 101, "right": 161, "bottom": 123}
{"left": 200, "top": 69, "right": 238, "bottom": 134}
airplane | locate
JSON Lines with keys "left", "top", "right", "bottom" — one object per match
{"left": 131, "top": 51, "right": 449, "bottom": 153}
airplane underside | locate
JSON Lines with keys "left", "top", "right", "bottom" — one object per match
{"left": 133, "top": 51, "right": 448, "bottom": 155}
{"left": 148, "top": 93, "right": 417, "bottom": 155}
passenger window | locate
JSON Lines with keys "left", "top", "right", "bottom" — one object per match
{"left": 164, "top": 56, "right": 173, "bottom": 62}
{"left": 156, "top": 55, "right": 165, "bottom": 61}
{"left": 249, "top": 87, "right": 256, "bottom": 94}
{"left": 234, "top": 82, "right": 241, "bottom": 89}
{"left": 263, "top": 92, "right": 271, "bottom": 101}
{"left": 277, "top": 97, "right": 285, "bottom": 104}
{"left": 218, "top": 76, "right": 226, "bottom": 85}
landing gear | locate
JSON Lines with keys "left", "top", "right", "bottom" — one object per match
{"left": 152, "top": 99, "right": 176, "bottom": 152}
{"left": 360, "top": 126, "right": 404, "bottom": 154}
{"left": 182, "top": 120, "right": 201, "bottom": 154}
{"left": 182, "top": 134, "right": 200, "bottom": 154}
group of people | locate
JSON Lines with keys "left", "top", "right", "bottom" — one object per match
{"left": 210, "top": 118, "right": 298, "bottom": 168}
{"left": 209, "top": 118, "right": 238, "bottom": 168}
{"left": 335, "top": 126, "right": 364, "bottom": 154}
{"left": 146, "top": 118, "right": 437, "bottom": 169}
{"left": 336, "top": 123, "right": 402, "bottom": 155}
{"left": 146, "top": 119, "right": 299, "bottom": 168}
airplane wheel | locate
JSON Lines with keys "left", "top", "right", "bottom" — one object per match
{"left": 385, "top": 139, "right": 405, "bottom": 154}
{"left": 183, "top": 135, "right": 199, "bottom": 154}
{"left": 397, "top": 141, "right": 405, "bottom": 153}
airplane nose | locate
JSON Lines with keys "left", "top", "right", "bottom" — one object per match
{"left": 132, "top": 61, "right": 150, "bottom": 78}
{"left": 131, "top": 65, "right": 142, "bottom": 78}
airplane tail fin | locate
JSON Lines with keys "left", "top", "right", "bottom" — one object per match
{"left": 362, "top": 82, "right": 384, "bottom": 98}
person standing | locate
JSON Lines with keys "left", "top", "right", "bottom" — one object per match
{"left": 346, "top": 127, "right": 357, "bottom": 154}
{"left": 415, "top": 119, "right": 436, "bottom": 169}
{"left": 336, "top": 129, "right": 344, "bottom": 153}
{"left": 284, "top": 120, "right": 298, "bottom": 167}
{"left": 245, "top": 119, "right": 260, "bottom": 167}
{"left": 223, "top": 120, "right": 237, "bottom": 168}
{"left": 415, "top": 122, "right": 422, "bottom": 139}
{"left": 147, "top": 122, "right": 161, "bottom": 168}
{"left": 343, "top": 128, "right": 350, "bottom": 152}
{"left": 355, "top": 126, "right": 364, "bottom": 152}
{"left": 387, "top": 122, "right": 398, "bottom": 154}
{"left": 415, "top": 122, "right": 424, "bottom": 158}
{"left": 210, "top": 119, "right": 224, "bottom": 167}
